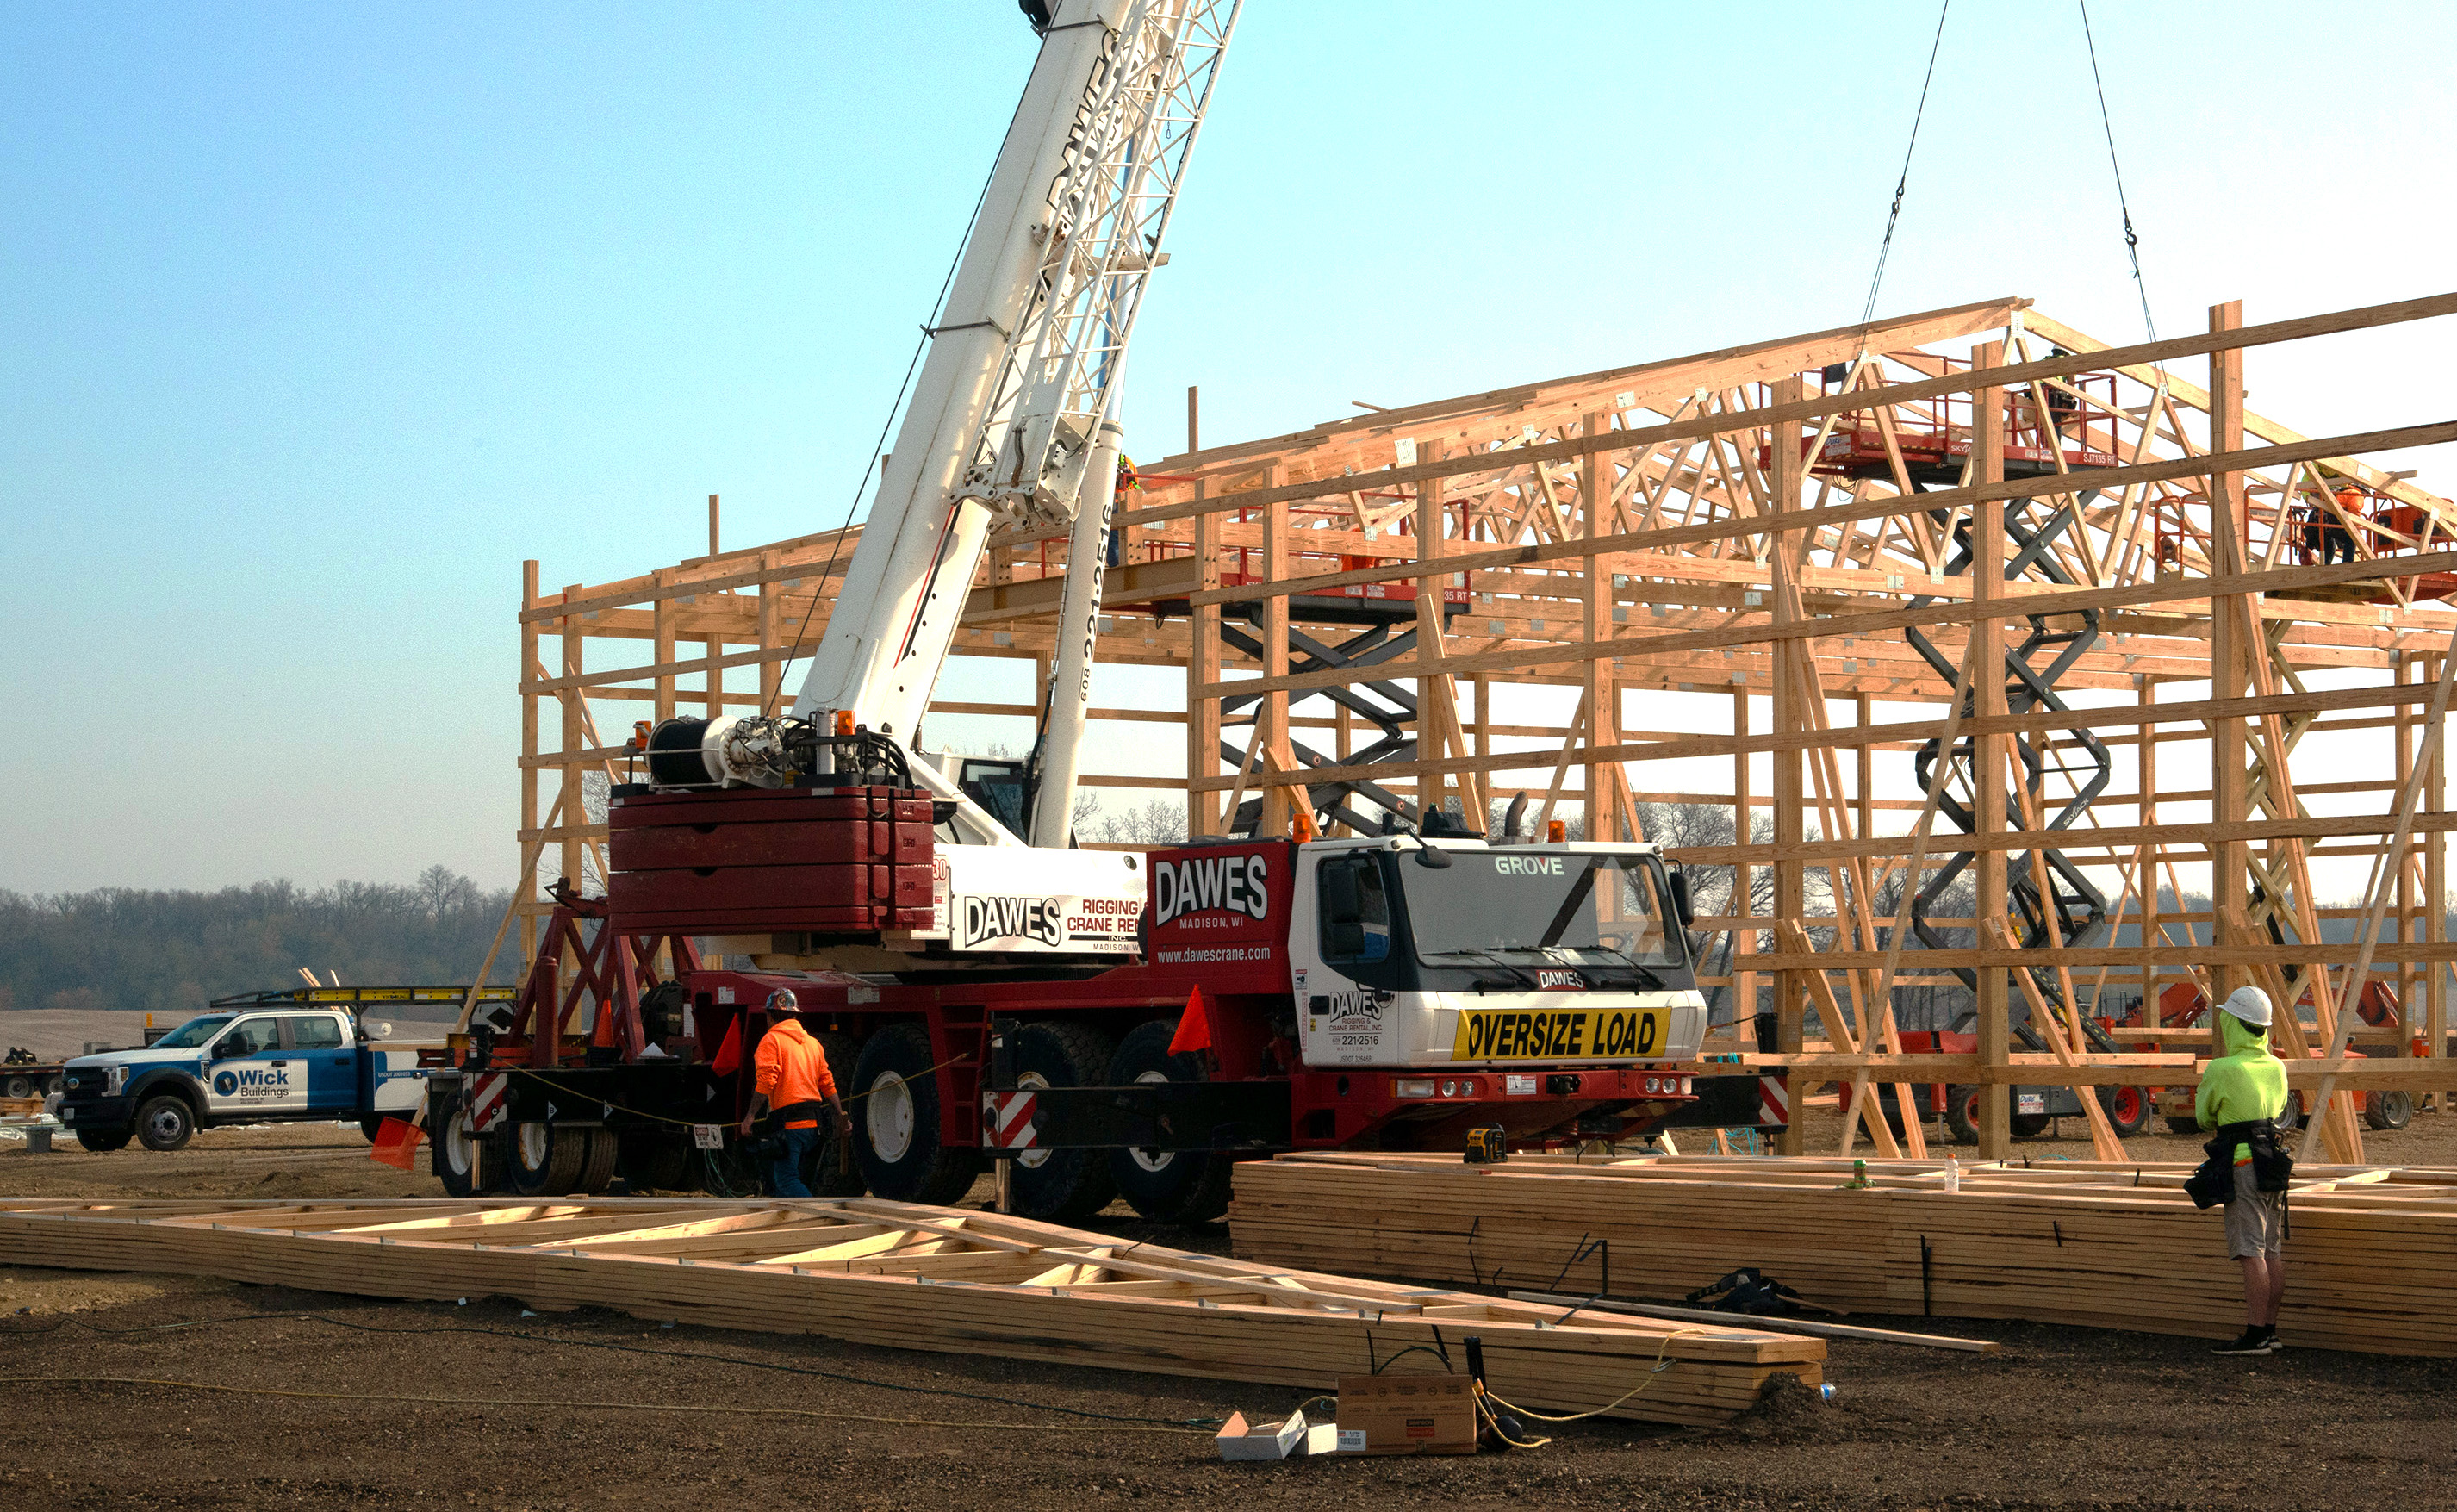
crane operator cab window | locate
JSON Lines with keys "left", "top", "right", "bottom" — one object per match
{"left": 1318, "top": 854, "right": 1392, "bottom": 965}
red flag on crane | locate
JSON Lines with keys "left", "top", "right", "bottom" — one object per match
{"left": 710, "top": 1016, "right": 744, "bottom": 1078}
{"left": 1167, "top": 986, "right": 1214, "bottom": 1057}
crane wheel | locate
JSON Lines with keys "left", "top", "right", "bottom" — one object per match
{"left": 430, "top": 1089, "right": 486, "bottom": 1198}
{"left": 850, "top": 1021, "right": 981, "bottom": 1205}
{"left": 508, "top": 1119, "right": 590, "bottom": 1196}
{"left": 799, "top": 1031, "right": 866, "bottom": 1198}
{"left": 617, "top": 1129, "right": 696, "bottom": 1192}
{"left": 1002, "top": 1020, "right": 1119, "bottom": 1222}
{"left": 574, "top": 1128, "right": 620, "bottom": 1194}
{"left": 1105, "top": 1018, "right": 1234, "bottom": 1226}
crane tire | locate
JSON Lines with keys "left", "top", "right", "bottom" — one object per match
{"left": 1105, "top": 1018, "right": 1235, "bottom": 1226}
{"left": 849, "top": 1022, "right": 980, "bottom": 1205}
{"left": 617, "top": 1129, "right": 696, "bottom": 1192}
{"left": 800, "top": 1031, "right": 866, "bottom": 1198}
{"left": 431, "top": 1089, "right": 485, "bottom": 1198}
{"left": 574, "top": 1128, "right": 621, "bottom": 1194}
{"left": 1003, "top": 1020, "right": 1119, "bottom": 1223}
{"left": 508, "top": 1119, "right": 590, "bottom": 1196}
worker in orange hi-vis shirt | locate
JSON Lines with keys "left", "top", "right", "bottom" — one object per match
{"left": 737, "top": 989, "right": 851, "bottom": 1198}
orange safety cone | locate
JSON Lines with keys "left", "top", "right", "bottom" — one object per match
{"left": 1167, "top": 985, "right": 1215, "bottom": 1057}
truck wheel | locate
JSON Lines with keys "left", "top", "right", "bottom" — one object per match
{"left": 3, "top": 1073, "right": 34, "bottom": 1099}
{"left": 75, "top": 1126, "right": 134, "bottom": 1154}
{"left": 431, "top": 1089, "right": 485, "bottom": 1197}
{"left": 617, "top": 1129, "right": 696, "bottom": 1192}
{"left": 2009, "top": 1112, "right": 2051, "bottom": 1140}
{"left": 1105, "top": 1018, "right": 1234, "bottom": 1225}
{"left": 509, "top": 1120, "right": 590, "bottom": 1196}
{"left": 574, "top": 1128, "right": 620, "bottom": 1194}
{"left": 1943, "top": 1086, "right": 1981, "bottom": 1147}
{"left": 2098, "top": 1085, "right": 2152, "bottom": 1137}
{"left": 850, "top": 1022, "right": 980, "bottom": 1205}
{"left": 1004, "top": 1021, "right": 1118, "bottom": 1223}
{"left": 802, "top": 1031, "right": 865, "bottom": 1198}
{"left": 2366, "top": 1090, "right": 2415, "bottom": 1132}
{"left": 135, "top": 1094, "right": 196, "bottom": 1152}
{"left": 359, "top": 1115, "right": 387, "bottom": 1142}
{"left": 2163, "top": 1114, "right": 2201, "bottom": 1136}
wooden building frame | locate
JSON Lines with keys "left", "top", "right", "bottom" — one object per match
{"left": 514, "top": 291, "right": 2457, "bottom": 1165}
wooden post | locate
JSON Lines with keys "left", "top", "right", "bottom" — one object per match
{"left": 519, "top": 560, "right": 541, "bottom": 970}
{"left": 1188, "top": 483, "right": 1222, "bottom": 837}
{"left": 1583, "top": 413, "right": 1618, "bottom": 844}
{"left": 1732, "top": 688, "right": 1756, "bottom": 1055}
{"left": 2138, "top": 675, "right": 2158, "bottom": 1013}
{"left": 708, "top": 494, "right": 720, "bottom": 558}
{"left": 2434, "top": 653, "right": 2449, "bottom": 1077}
{"left": 1260, "top": 483, "right": 1291, "bottom": 837}
{"left": 652, "top": 570, "right": 677, "bottom": 725}
{"left": 1973, "top": 342, "right": 2012, "bottom": 1160}
{"left": 756, "top": 551, "right": 780, "bottom": 711}
{"left": 2209, "top": 301, "right": 2250, "bottom": 999}
{"left": 1769, "top": 376, "right": 1807, "bottom": 1155}
{"left": 1186, "top": 385, "right": 1200, "bottom": 455}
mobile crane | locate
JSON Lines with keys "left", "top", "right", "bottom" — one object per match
{"left": 423, "top": 0, "right": 1713, "bottom": 1222}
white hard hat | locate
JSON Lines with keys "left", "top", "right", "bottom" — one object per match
{"left": 2219, "top": 986, "right": 2273, "bottom": 1028}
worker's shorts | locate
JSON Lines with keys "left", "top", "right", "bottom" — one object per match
{"left": 2225, "top": 1163, "right": 2285, "bottom": 1259}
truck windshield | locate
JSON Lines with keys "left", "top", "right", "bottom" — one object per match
{"left": 152, "top": 1015, "right": 233, "bottom": 1049}
{"left": 1408, "top": 851, "right": 1683, "bottom": 972}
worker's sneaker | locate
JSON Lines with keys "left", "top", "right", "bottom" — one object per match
{"left": 2211, "top": 1329, "right": 2276, "bottom": 1356}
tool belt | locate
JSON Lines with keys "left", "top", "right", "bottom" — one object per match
{"left": 2186, "top": 1118, "right": 2293, "bottom": 1208}
{"left": 769, "top": 1100, "right": 827, "bottom": 1129}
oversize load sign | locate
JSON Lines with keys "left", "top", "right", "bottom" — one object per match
{"left": 1451, "top": 1006, "right": 1664, "bottom": 1061}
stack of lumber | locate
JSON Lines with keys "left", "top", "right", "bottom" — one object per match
{"left": 1230, "top": 1153, "right": 2457, "bottom": 1355}
{"left": 0, "top": 1194, "right": 1819, "bottom": 1427}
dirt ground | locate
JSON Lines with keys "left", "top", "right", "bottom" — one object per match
{"left": 7, "top": 1121, "right": 2457, "bottom": 1509}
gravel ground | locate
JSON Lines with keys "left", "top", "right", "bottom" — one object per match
{"left": 5, "top": 1121, "right": 2457, "bottom": 1509}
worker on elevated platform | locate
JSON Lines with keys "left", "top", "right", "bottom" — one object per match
{"left": 2193, "top": 986, "right": 2291, "bottom": 1356}
{"left": 739, "top": 988, "right": 852, "bottom": 1198}
{"left": 2323, "top": 485, "right": 2365, "bottom": 566}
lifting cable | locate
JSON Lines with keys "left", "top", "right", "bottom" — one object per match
{"left": 2075, "top": 0, "right": 2158, "bottom": 347}
{"left": 1851, "top": 0, "right": 1952, "bottom": 362}
{"left": 757, "top": 84, "right": 1036, "bottom": 720}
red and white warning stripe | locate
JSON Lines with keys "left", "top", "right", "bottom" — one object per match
{"left": 1757, "top": 1073, "right": 1789, "bottom": 1128}
{"left": 468, "top": 1071, "right": 511, "bottom": 1135}
{"left": 982, "top": 1089, "right": 1038, "bottom": 1150}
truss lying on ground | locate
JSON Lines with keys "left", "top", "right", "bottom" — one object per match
{"left": 1230, "top": 1152, "right": 2457, "bottom": 1357}
{"left": 0, "top": 1195, "right": 1821, "bottom": 1426}
{"left": 513, "top": 291, "right": 2457, "bottom": 1163}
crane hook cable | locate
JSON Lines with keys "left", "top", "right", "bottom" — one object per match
{"left": 759, "top": 78, "right": 1036, "bottom": 720}
{"left": 1850, "top": 0, "right": 1952, "bottom": 364}
{"left": 2076, "top": 0, "right": 2160, "bottom": 349}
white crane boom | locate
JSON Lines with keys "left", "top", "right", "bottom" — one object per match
{"left": 790, "top": 0, "right": 1238, "bottom": 848}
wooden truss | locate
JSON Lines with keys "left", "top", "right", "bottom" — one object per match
{"left": 0, "top": 1195, "right": 1820, "bottom": 1426}
{"left": 1232, "top": 1151, "right": 2457, "bottom": 1357}
{"left": 514, "top": 291, "right": 2457, "bottom": 1165}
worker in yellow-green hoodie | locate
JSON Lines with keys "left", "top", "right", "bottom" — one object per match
{"left": 2193, "top": 986, "right": 2292, "bottom": 1356}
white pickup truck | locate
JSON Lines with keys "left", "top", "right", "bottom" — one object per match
{"left": 53, "top": 987, "right": 488, "bottom": 1153}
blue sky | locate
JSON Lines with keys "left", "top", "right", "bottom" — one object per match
{"left": 3, "top": 0, "right": 2451, "bottom": 893}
